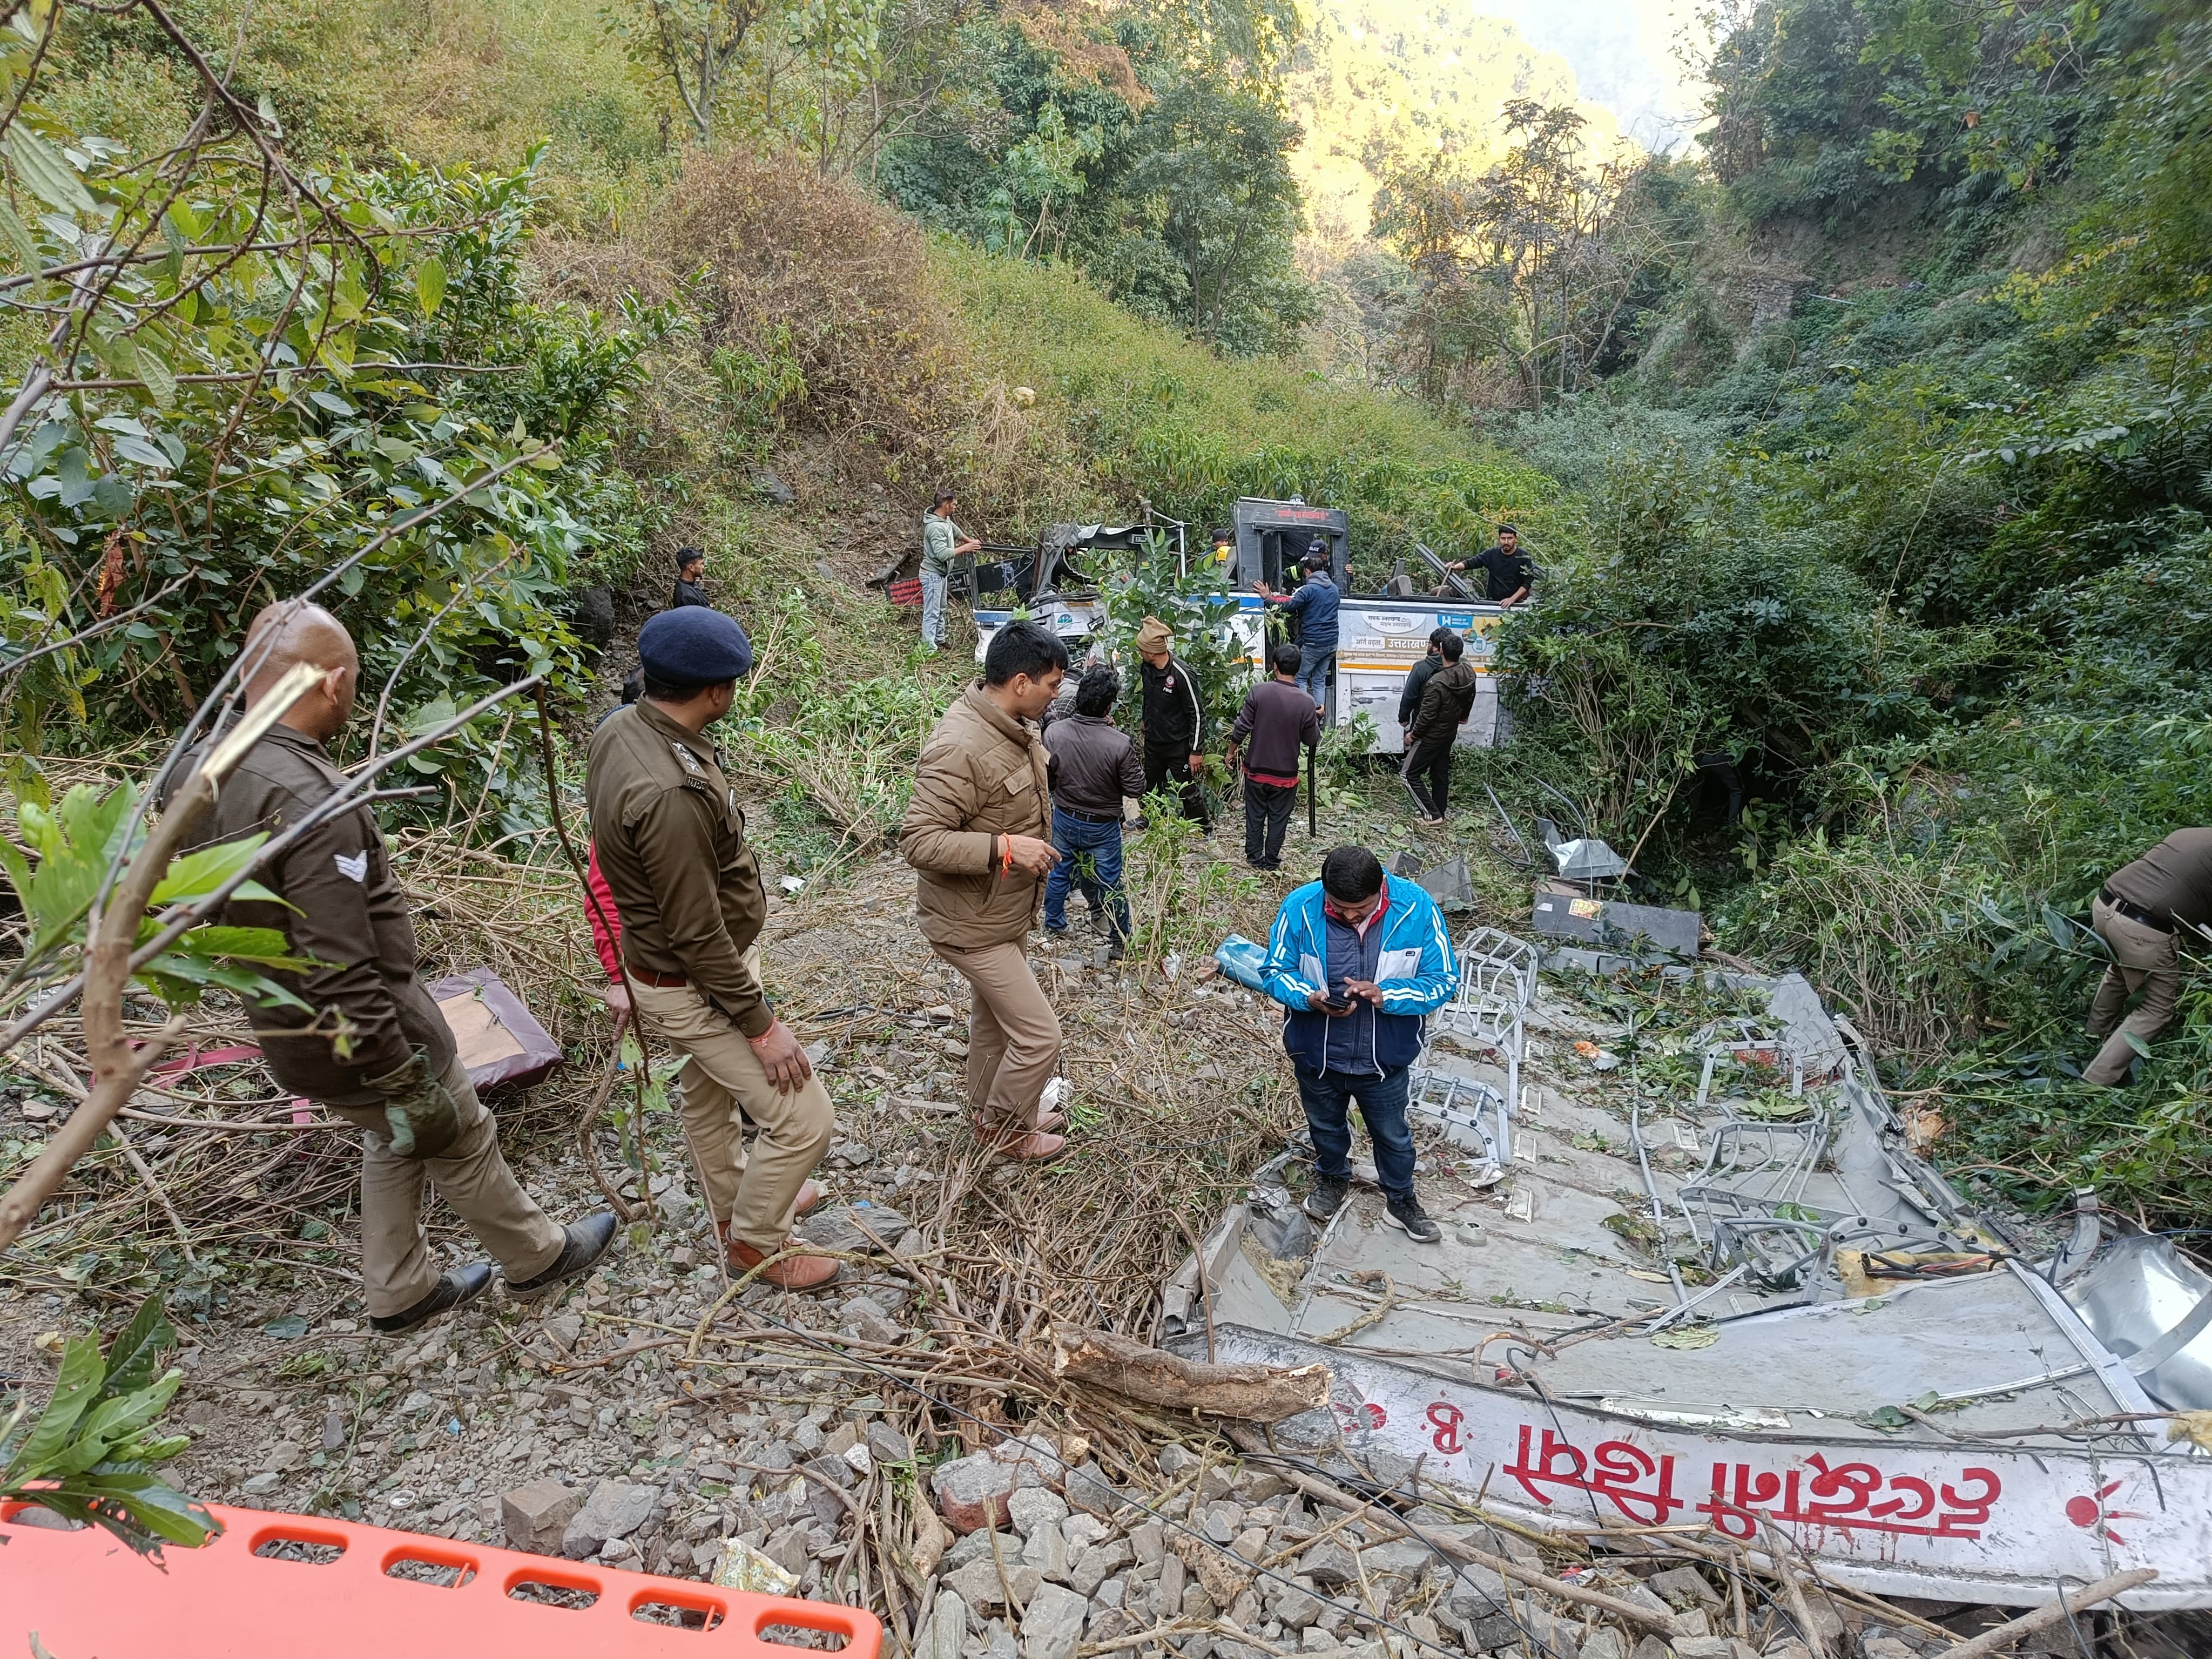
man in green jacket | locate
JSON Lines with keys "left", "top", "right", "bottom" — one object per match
{"left": 920, "top": 487, "right": 980, "bottom": 655}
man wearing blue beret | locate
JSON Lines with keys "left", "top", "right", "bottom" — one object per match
{"left": 587, "top": 607, "right": 842, "bottom": 1289}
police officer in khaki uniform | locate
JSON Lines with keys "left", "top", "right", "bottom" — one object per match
{"left": 176, "top": 603, "right": 617, "bottom": 1334}
{"left": 587, "top": 608, "right": 840, "bottom": 1289}
{"left": 2084, "top": 828, "right": 2212, "bottom": 1084}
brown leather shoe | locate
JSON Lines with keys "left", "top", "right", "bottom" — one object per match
{"left": 988, "top": 1130, "right": 1068, "bottom": 1162}
{"left": 974, "top": 1111, "right": 1065, "bottom": 1135}
{"left": 729, "top": 1236, "right": 841, "bottom": 1289}
{"left": 792, "top": 1178, "right": 826, "bottom": 1216}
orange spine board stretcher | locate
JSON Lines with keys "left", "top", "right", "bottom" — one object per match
{"left": 0, "top": 1501, "right": 884, "bottom": 1658}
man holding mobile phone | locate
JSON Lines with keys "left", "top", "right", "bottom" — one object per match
{"left": 1260, "top": 845, "right": 1459, "bottom": 1242}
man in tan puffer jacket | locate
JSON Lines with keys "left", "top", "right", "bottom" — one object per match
{"left": 901, "top": 620, "right": 1071, "bottom": 1159}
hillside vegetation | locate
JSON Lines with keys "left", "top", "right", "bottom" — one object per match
{"left": 3, "top": 0, "right": 2210, "bottom": 1228}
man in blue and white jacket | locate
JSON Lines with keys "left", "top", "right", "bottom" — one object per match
{"left": 1261, "top": 845, "right": 1458, "bottom": 1242}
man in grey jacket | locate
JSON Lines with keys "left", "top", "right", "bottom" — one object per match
{"left": 1041, "top": 664, "right": 1146, "bottom": 954}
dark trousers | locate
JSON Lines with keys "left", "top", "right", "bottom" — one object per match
{"left": 1142, "top": 744, "right": 1210, "bottom": 829}
{"left": 1043, "top": 806, "right": 1131, "bottom": 940}
{"left": 1400, "top": 735, "right": 1454, "bottom": 818}
{"left": 1243, "top": 777, "right": 1297, "bottom": 866}
{"left": 1294, "top": 1063, "right": 1415, "bottom": 1204}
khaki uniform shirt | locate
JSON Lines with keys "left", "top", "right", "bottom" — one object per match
{"left": 900, "top": 683, "right": 1051, "bottom": 950}
{"left": 585, "top": 702, "right": 773, "bottom": 1037}
{"left": 173, "top": 724, "right": 455, "bottom": 1105}
{"left": 2106, "top": 828, "right": 2212, "bottom": 932}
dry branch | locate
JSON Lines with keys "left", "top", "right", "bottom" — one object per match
{"left": 1048, "top": 1323, "right": 1330, "bottom": 1422}
{"left": 1931, "top": 1570, "right": 2157, "bottom": 1659}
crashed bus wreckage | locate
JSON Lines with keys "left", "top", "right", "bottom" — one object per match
{"left": 1190, "top": 926, "right": 2212, "bottom": 1611}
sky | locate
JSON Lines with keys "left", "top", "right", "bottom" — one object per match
{"left": 1466, "top": 0, "right": 1711, "bottom": 153}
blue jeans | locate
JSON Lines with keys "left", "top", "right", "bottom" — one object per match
{"left": 1294, "top": 1062, "right": 1415, "bottom": 1203}
{"left": 920, "top": 568, "right": 948, "bottom": 648}
{"left": 1296, "top": 649, "right": 1334, "bottom": 712}
{"left": 1043, "top": 806, "right": 1130, "bottom": 940}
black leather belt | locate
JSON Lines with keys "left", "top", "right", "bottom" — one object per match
{"left": 2100, "top": 888, "right": 2173, "bottom": 934}
{"left": 1054, "top": 804, "right": 1123, "bottom": 825}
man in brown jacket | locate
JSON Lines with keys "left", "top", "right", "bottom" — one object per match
{"left": 901, "top": 619, "right": 1070, "bottom": 1159}
{"left": 588, "top": 607, "right": 840, "bottom": 1287}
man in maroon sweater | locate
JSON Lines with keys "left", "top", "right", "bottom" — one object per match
{"left": 1226, "top": 643, "right": 1323, "bottom": 871}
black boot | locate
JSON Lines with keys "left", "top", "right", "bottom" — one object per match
{"left": 506, "top": 1211, "right": 620, "bottom": 1298}
{"left": 372, "top": 1263, "right": 495, "bottom": 1334}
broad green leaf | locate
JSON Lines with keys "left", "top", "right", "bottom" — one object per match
{"left": 70, "top": 1470, "right": 221, "bottom": 1549}
{"left": 46, "top": 1381, "right": 179, "bottom": 1478}
{"left": 167, "top": 925, "right": 302, "bottom": 965}
{"left": 415, "top": 255, "right": 447, "bottom": 316}
{"left": 0, "top": 835, "right": 32, "bottom": 913}
{"left": 135, "top": 346, "right": 178, "bottom": 411}
{"left": 0, "top": 195, "right": 40, "bottom": 271}
{"left": 149, "top": 834, "right": 268, "bottom": 905}
{"left": 140, "top": 955, "right": 313, "bottom": 1011}
{"left": 6, "top": 126, "right": 93, "bottom": 215}
{"left": 8, "top": 1334, "right": 106, "bottom": 1481}
{"left": 99, "top": 1300, "right": 173, "bottom": 1399}
{"left": 112, "top": 434, "right": 174, "bottom": 470}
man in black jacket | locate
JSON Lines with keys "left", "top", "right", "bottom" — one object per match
{"left": 1041, "top": 664, "right": 1146, "bottom": 950}
{"left": 671, "top": 547, "right": 710, "bottom": 609}
{"left": 1226, "top": 643, "right": 1322, "bottom": 869}
{"left": 1396, "top": 628, "right": 1458, "bottom": 738}
{"left": 1445, "top": 524, "right": 1533, "bottom": 606}
{"left": 1135, "top": 615, "right": 1210, "bottom": 830}
{"left": 1400, "top": 632, "right": 1479, "bottom": 825}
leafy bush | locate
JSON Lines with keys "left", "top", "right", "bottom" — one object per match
{"left": 2, "top": 1297, "right": 214, "bottom": 1554}
{"left": 0, "top": 57, "right": 670, "bottom": 808}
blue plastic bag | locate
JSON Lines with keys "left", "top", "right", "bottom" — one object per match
{"left": 1213, "top": 934, "right": 1269, "bottom": 993}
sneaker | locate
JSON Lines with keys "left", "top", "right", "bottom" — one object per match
{"left": 1104, "top": 940, "right": 1125, "bottom": 962}
{"left": 729, "top": 1236, "right": 841, "bottom": 1289}
{"left": 1044, "top": 922, "right": 1071, "bottom": 936}
{"left": 506, "top": 1210, "right": 620, "bottom": 1298}
{"left": 372, "top": 1263, "right": 494, "bottom": 1334}
{"left": 1384, "top": 1198, "right": 1443, "bottom": 1243}
{"left": 1303, "top": 1174, "right": 1348, "bottom": 1222}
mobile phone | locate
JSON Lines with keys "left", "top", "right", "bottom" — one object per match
{"left": 1318, "top": 982, "right": 1355, "bottom": 1013}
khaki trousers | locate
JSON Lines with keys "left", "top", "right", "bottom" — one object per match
{"left": 630, "top": 973, "right": 834, "bottom": 1253}
{"left": 933, "top": 940, "right": 1062, "bottom": 1133}
{"left": 2085, "top": 897, "right": 2182, "bottom": 1085}
{"left": 329, "top": 1054, "right": 565, "bottom": 1319}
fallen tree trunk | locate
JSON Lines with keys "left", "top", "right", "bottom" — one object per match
{"left": 1049, "top": 1323, "right": 1330, "bottom": 1422}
